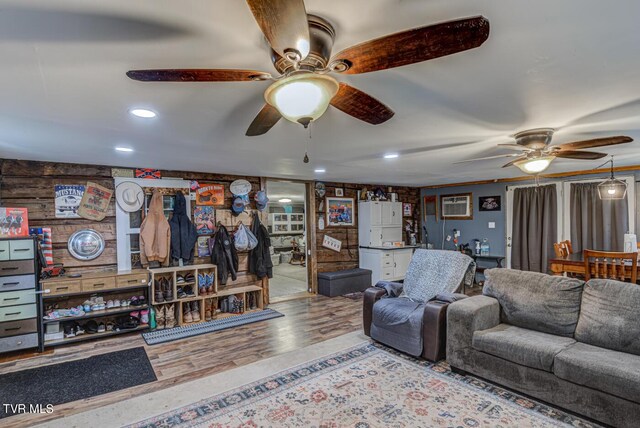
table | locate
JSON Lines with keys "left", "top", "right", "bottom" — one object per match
{"left": 549, "top": 252, "right": 640, "bottom": 277}
{"left": 471, "top": 254, "right": 506, "bottom": 287}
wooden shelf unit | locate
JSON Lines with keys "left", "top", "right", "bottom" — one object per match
{"left": 149, "top": 264, "right": 264, "bottom": 327}
{"left": 40, "top": 269, "right": 150, "bottom": 349}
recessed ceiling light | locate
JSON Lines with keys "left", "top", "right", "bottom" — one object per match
{"left": 129, "top": 108, "right": 157, "bottom": 118}
{"left": 384, "top": 153, "right": 399, "bottom": 159}
{"left": 115, "top": 147, "right": 134, "bottom": 153}
{"left": 278, "top": 198, "right": 292, "bottom": 203}
{"left": 314, "top": 168, "right": 326, "bottom": 173}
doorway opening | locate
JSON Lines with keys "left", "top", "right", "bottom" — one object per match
{"left": 266, "top": 180, "right": 309, "bottom": 299}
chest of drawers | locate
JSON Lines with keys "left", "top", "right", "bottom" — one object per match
{"left": 0, "top": 237, "right": 39, "bottom": 354}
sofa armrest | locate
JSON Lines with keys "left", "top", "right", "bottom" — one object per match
{"left": 363, "top": 287, "right": 387, "bottom": 337}
{"left": 434, "top": 292, "right": 468, "bottom": 303}
{"left": 446, "top": 295, "right": 500, "bottom": 369}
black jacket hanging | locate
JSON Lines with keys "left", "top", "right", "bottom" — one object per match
{"left": 249, "top": 211, "right": 273, "bottom": 279}
{"left": 211, "top": 224, "right": 238, "bottom": 285}
{"left": 168, "top": 191, "right": 198, "bottom": 263}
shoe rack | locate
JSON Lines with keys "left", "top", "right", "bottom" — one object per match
{"left": 149, "top": 264, "right": 264, "bottom": 328}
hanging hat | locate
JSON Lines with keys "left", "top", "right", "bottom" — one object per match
{"left": 255, "top": 190, "right": 269, "bottom": 211}
{"left": 230, "top": 179, "right": 252, "bottom": 196}
{"left": 115, "top": 181, "right": 144, "bottom": 213}
{"left": 231, "top": 196, "right": 245, "bottom": 216}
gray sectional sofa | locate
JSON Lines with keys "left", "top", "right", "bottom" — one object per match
{"left": 447, "top": 268, "right": 640, "bottom": 428}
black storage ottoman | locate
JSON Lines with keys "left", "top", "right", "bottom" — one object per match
{"left": 317, "top": 268, "right": 372, "bottom": 297}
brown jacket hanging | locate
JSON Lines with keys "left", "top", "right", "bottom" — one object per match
{"left": 139, "top": 190, "right": 171, "bottom": 266}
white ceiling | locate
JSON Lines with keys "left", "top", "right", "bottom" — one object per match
{"left": 1, "top": 0, "right": 639, "bottom": 186}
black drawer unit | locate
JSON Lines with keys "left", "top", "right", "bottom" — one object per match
{"left": 0, "top": 237, "right": 40, "bottom": 354}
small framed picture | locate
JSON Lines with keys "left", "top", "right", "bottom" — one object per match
{"left": 335, "top": 188, "right": 344, "bottom": 197}
{"left": 402, "top": 203, "right": 412, "bottom": 217}
{"left": 479, "top": 196, "right": 501, "bottom": 212}
{"left": 326, "top": 197, "right": 355, "bottom": 226}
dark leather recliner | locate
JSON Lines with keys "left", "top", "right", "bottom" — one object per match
{"left": 363, "top": 287, "right": 467, "bottom": 361}
{"left": 362, "top": 249, "right": 474, "bottom": 361}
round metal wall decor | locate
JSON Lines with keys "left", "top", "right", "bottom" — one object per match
{"left": 68, "top": 229, "right": 105, "bottom": 261}
{"left": 315, "top": 182, "right": 326, "bottom": 198}
{"left": 229, "top": 179, "right": 252, "bottom": 196}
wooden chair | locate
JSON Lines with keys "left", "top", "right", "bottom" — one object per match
{"left": 583, "top": 250, "right": 638, "bottom": 283}
{"left": 553, "top": 240, "right": 573, "bottom": 258}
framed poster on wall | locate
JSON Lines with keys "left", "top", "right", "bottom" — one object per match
{"left": 326, "top": 197, "right": 355, "bottom": 226}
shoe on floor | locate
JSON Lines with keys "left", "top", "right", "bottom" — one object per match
{"left": 204, "top": 299, "right": 212, "bottom": 321}
{"left": 154, "top": 279, "right": 164, "bottom": 303}
{"left": 162, "top": 277, "right": 173, "bottom": 301}
{"left": 63, "top": 324, "right": 75, "bottom": 338}
{"left": 165, "top": 304, "right": 176, "bottom": 328}
{"left": 155, "top": 305, "right": 166, "bottom": 330}
{"left": 183, "top": 302, "right": 193, "bottom": 323}
{"left": 191, "top": 301, "right": 201, "bottom": 322}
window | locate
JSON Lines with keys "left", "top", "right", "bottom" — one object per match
{"left": 115, "top": 178, "right": 190, "bottom": 272}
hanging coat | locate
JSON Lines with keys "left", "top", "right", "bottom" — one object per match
{"left": 249, "top": 211, "right": 273, "bottom": 279}
{"left": 168, "top": 191, "right": 198, "bottom": 263}
{"left": 140, "top": 190, "right": 171, "bottom": 266}
{"left": 211, "top": 224, "right": 238, "bottom": 285}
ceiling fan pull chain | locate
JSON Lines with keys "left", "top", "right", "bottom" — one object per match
{"left": 303, "top": 124, "right": 312, "bottom": 163}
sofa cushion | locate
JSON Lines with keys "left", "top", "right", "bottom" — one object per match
{"left": 574, "top": 279, "right": 640, "bottom": 356}
{"left": 371, "top": 297, "right": 424, "bottom": 356}
{"left": 472, "top": 324, "right": 575, "bottom": 372}
{"left": 555, "top": 342, "right": 640, "bottom": 404}
{"left": 483, "top": 269, "right": 584, "bottom": 337}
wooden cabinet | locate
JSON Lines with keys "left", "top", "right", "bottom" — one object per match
{"left": 0, "top": 237, "right": 39, "bottom": 355}
{"left": 358, "top": 201, "right": 403, "bottom": 247}
{"left": 359, "top": 247, "right": 414, "bottom": 286}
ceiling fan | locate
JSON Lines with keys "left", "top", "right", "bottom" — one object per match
{"left": 126, "top": 0, "right": 490, "bottom": 136}
{"left": 455, "top": 128, "right": 633, "bottom": 174}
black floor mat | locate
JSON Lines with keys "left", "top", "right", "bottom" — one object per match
{"left": 0, "top": 347, "right": 157, "bottom": 419}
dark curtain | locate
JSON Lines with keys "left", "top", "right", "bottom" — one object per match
{"left": 511, "top": 185, "right": 557, "bottom": 273}
{"left": 570, "top": 182, "right": 628, "bottom": 252}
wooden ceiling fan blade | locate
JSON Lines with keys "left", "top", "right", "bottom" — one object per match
{"left": 502, "top": 156, "right": 526, "bottom": 168}
{"left": 555, "top": 136, "right": 633, "bottom": 151}
{"left": 246, "top": 104, "right": 281, "bottom": 136}
{"left": 329, "top": 83, "right": 394, "bottom": 125}
{"left": 126, "top": 69, "right": 272, "bottom": 82}
{"left": 452, "top": 153, "right": 520, "bottom": 164}
{"left": 553, "top": 150, "right": 608, "bottom": 160}
{"left": 331, "top": 16, "right": 489, "bottom": 75}
{"left": 245, "top": 0, "right": 310, "bottom": 59}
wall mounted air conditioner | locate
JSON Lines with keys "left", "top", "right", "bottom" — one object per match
{"left": 440, "top": 193, "right": 473, "bottom": 220}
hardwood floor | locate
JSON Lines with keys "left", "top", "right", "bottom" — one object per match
{"left": 1, "top": 295, "right": 363, "bottom": 428}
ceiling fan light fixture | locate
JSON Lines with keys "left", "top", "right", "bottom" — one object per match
{"left": 514, "top": 155, "right": 555, "bottom": 174}
{"left": 264, "top": 73, "right": 339, "bottom": 125}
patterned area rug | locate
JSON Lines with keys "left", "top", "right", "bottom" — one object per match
{"left": 128, "top": 342, "right": 599, "bottom": 428}
{"left": 141, "top": 309, "right": 284, "bottom": 345}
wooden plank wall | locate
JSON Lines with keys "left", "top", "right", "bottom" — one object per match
{"left": 0, "top": 159, "right": 269, "bottom": 300}
{"left": 315, "top": 182, "right": 421, "bottom": 273}
{"left": 0, "top": 159, "right": 422, "bottom": 284}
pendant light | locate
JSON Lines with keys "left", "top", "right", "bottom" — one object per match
{"left": 597, "top": 156, "right": 627, "bottom": 200}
